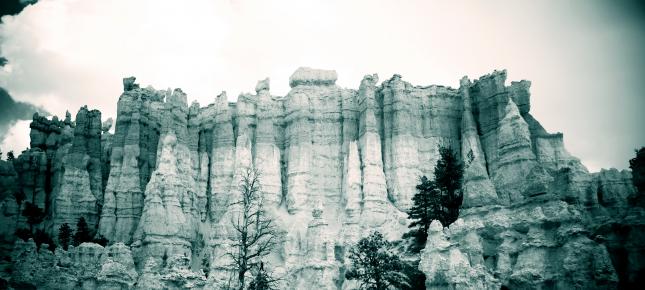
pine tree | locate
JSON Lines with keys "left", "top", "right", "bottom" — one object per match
{"left": 345, "top": 231, "right": 411, "bottom": 290}
{"left": 92, "top": 235, "right": 109, "bottom": 246}
{"left": 629, "top": 147, "right": 645, "bottom": 206}
{"left": 22, "top": 202, "right": 45, "bottom": 233}
{"left": 630, "top": 147, "right": 644, "bottom": 193}
{"left": 404, "top": 176, "right": 441, "bottom": 251}
{"left": 34, "top": 229, "right": 55, "bottom": 252}
{"left": 404, "top": 146, "right": 464, "bottom": 252}
{"left": 434, "top": 146, "right": 464, "bottom": 226}
{"left": 248, "top": 262, "right": 277, "bottom": 290}
{"left": 58, "top": 223, "right": 72, "bottom": 250}
{"left": 73, "top": 217, "right": 92, "bottom": 246}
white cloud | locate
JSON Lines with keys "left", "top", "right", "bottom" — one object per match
{"left": 0, "top": 120, "right": 31, "bottom": 155}
{"left": 0, "top": 0, "right": 643, "bottom": 170}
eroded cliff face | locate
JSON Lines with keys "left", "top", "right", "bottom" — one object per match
{"left": 1, "top": 68, "right": 642, "bottom": 289}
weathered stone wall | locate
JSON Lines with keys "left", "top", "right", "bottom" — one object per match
{"left": 0, "top": 68, "right": 642, "bottom": 289}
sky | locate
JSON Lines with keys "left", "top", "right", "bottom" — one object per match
{"left": 0, "top": 0, "right": 644, "bottom": 171}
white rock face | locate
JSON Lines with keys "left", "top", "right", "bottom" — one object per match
{"left": 3, "top": 67, "right": 641, "bottom": 290}
{"left": 459, "top": 77, "right": 498, "bottom": 208}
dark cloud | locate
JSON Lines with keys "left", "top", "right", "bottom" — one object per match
{"left": 0, "top": 87, "right": 47, "bottom": 141}
{"left": 0, "top": 0, "right": 36, "bottom": 20}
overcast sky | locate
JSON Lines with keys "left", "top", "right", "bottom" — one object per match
{"left": 0, "top": 0, "right": 643, "bottom": 171}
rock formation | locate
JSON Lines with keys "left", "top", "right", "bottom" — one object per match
{"left": 0, "top": 68, "right": 642, "bottom": 289}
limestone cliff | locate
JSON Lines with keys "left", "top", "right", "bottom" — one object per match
{"left": 0, "top": 68, "right": 642, "bottom": 289}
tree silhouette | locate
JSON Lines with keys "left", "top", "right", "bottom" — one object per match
{"left": 92, "top": 234, "right": 109, "bottom": 247}
{"left": 34, "top": 229, "right": 55, "bottom": 252}
{"left": 228, "top": 167, "right": 278, "bottom": 290}
{"left": 22, "top": 202, "right": 45, "bottom": 233}
{"left": 434, "top": 146, "right": 464, "bottom": 226}
{"left": 404, "top": 146, "right": 464, "bottom": 252}
{"left": 630, "top": 147, "right": 644, "bottom": 192}
{"left": 73, "top": 217, "right": 92, "bottom": 246}
{"left": 248, "top": 262, "right": 279, "bottom": 290}
{"left": 58, "top": 223, "right": 72, "bottom": 250}
{"left": 345, "top": 231, "right": 410, "bottom": 289}
{"left": 404, "top": 176, "right": 442, "bottom": 252}
{"left": 629, "top": 147, "right": 645, "bottom": 206}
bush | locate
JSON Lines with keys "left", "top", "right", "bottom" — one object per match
{"left": 630, "top": 147, "right": 644, "bottom": 194}
{"left": 345, "top": 231, "right": 411, "bottom": 289}
{"left": 58, "top": 223, "right": 72, "bottom": 250}
{"left": 22, "top": 202, "right": 45, "bottom": 231}
{"left": 92, "top": 235, "right": 109, "bottom": 247}
{"left": 73, "top": 217, "right": 92, "bottom": 246}
{"left": 34, "top": 229, "right": 55, "bottom": 252}
{"left": 15, "top": 228, "right": 32, "bottom": 241}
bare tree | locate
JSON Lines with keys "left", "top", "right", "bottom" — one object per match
{"left": 228, "top": 166, "right": 278, "bottom": 290}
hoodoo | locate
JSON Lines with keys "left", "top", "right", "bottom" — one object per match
{"left": 0, "top": 68, "right": 642, "bottom": 289}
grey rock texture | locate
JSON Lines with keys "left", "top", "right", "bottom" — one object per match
{"left": 0, "top": 68, "right": 642, "bottom": 289}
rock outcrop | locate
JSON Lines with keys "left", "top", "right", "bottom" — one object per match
{"left": 1, "top": 67, "right": 642, "bottom": 289}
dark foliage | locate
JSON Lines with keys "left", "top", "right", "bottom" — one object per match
{"left": 58, "top": 223, "right": 72, "bottom": 250}
{"left": 6, "top": 150, "right": 14, "bottom": 161}
{"left": 15, "top": 228, "right": 32, "bottom": 241}
{"left": 13, "top": 190, "right": 25, "bottom": 207}
{"left": 434, "top": 146, "right": 464, "bottom": 226}
{"left": 404, "top": 146, "right": 464, "bottom": 252}
{"left": 92, "top": 235, "right": 109, "bottom": 247}
{"left": 73, "top": 217, "right": 92, "bottom": 246}
{"left": 404, "top": 176, "right": 441, "bottom": 252}
{"left": 248, "top": 262, "right": 279, "bottom": 290}
{"left": 345, "top": 231, "right": 411, "bottom": 289}
{"left": 228, "top": 167, "right": 278, "bottom": 290}
{"left": 22, "top": 202, "right": 45, "bottom": 232}
{"left": 401, "top": 261, "right": 427, "bottom": 290}
{"left": 630, "top": 147, "right": 644, "bottom": 194}
{"left": 34, "top": 229, "right": 55, "bottom": 252}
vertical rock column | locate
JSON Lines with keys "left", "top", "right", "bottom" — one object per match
{"left": 357, "top": 74, "right": 388, "bottom": 226}
{"left": 188, "top": 101, "right": 208, "bottom": 221}
{"left": 381, "top": 75, "right": 420, "bottom": 211}
{"left": 492, "top": 99, "right": 537, "bottom": 203}
{"left": 54, "top": 106, "right": 103, "bottom": 231}
{"left": 254, "top": 79, "right": 283, "bottom": 208}
{"left": 284, "top": 70, "right": 315, "bottom": 213}
{"left": 99, "top": 77, "right": 163, "bottom": 243}
{"left": 341, "top": 141, "right": 362, "bottom": 246}
{"left": 133, "top": 88, "right": 199, "bottom": 265}
{"left": 459, "top": 77, "right": 498, "bottom": 208}
{"left": 209, "top": 92, "right": 235, "bottom": 223}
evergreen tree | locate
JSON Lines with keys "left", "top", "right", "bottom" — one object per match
{"left": 434, "top": 146, "right": 464, "bottom": 226}
{"left": 630, "top": 147, "right": 644, "bottom": 193}
{"left": 404, "top": 176, "right": 441, "bottom": 251}
{"left": 34, "top": 229, "right": 55, "bottom": 252}
{"left": 629, "top": 147, "right": 645, "bottom": 206}
{"left": 345, "top": 231, "right": 411, "bottom": 290}
{"left": 7, "top": 151, "right": 14, "bottom": 161}
{"left": 73, "top": 217, "right": 92, "bottom": 246}
{"left": 58, "top": 223, "right": 72, "bottom": 250}
{"left": 248, "top": 262, "right": 278, "bottom": 290}
{"left": 404, "top": 146, "right": 464, "bottom": 252}
{"left": 92, "top": 235, "right": 109, "bottom": 247}
{"left": 13, "top": 190, "right": 25, "bottom": 208}
{"left": 15, "top": 228, "right": 32, "bottom": 241}
{"left": 22, "top": 202, "right": 45, "bottom": 232}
